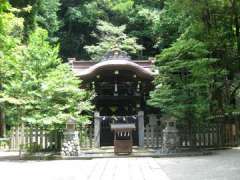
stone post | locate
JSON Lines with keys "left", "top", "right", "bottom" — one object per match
{"left": 161, "top": 116, "right": 180, "bottom": 153}
{"left": 61, "top": 118, "right": 81, "bottom": 156}
{"left": 94, "top": 112, "right": 100, "bottom": 148}
{"left": 138, "top": 111, "right": 144, "bottom": 148}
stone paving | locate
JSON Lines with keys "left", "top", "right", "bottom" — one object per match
{"left": 156, "top": 148, "right": 240, "bottom": 180}
{"left": 0, "top": 148, "right": 240, "bottom": 180}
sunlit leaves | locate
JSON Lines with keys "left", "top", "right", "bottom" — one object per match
{"left": 84, "top": 20, "right": 144, "bottom": 60}
{"left": 1, "top": 24, "right": 93, "bottom": 126}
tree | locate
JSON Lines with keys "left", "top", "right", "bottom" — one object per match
{"left": 26, "top": 28, "right": 93, "bottom": 126}
{"left": 149, "top": 0, "right": 240, "bottom": 119}
{"left": 9, "top": 0, "right": 40, "bottom": 40}
{"left": 84, "top": 20, "right": 143, "bottom": 60}
{"left": 2, "top": 28, "right": 93, "bottom": 128}
{"left": 4, "top": 0, "right": 240, "bottom": 126}
{"left": 36, "top": 0, "right": 61, "bottom": 42}
{"left": 148, "top": 38, "right": 215, "bottom": 121}
{"left": 38, "top": 64, "right": 93, "bottom": 126}
{"left": 0, "top": 0, "right": 25, "bottom": 136}
{"left": 59, "top": 0, "right": 107, "bottom": 59}
{"left": 9, "top": 0, "right": 61, "bottom": 42}
{"left": 0, "top": 1, "right": 94, "bottom": 135}
{"left": 58, "top": 0, "right": 163, "bottom": 59}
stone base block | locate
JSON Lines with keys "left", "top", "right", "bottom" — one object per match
{"left": 61, "top": 131, "right": 81, "bottom": 156}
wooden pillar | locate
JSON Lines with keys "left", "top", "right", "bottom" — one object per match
{"left": 138, "top": 111, "right": 144, "bottom": 148}
{"left": 94, "top": 112, "right": 100, "bottom": 148}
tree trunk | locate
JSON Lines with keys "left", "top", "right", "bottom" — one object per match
{"left": 0, "top": 107, "right": 6, "bottom": 137}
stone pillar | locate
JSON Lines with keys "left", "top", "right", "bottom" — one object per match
{"left": 138, "top": 111, "right": 144, "bottom": 148}
{"left": 61, "top": 118, "right": 81, "bottom": 156}
{"left": 94, "top": 112, "right": 100, "bottom": 148}
{"left": 162, "top": 117, "right": 180, "bottom": 153}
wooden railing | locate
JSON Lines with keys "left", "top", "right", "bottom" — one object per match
{"left": 7, "top": 121, "right": 240, "bottom": 152}
{"left": 9, "top": 125, "right": 95, "bottom": 151}
{"left": 144, "top": 122, "right": 240, "bottom": 149}
{"left": 78, "top": 125, "right": 94, "bottom": 149}
{"left": 10, "top": 126, "right": 62, "bottom": 151}
{"left": 10, "top": 126, "right": 94, "bottom": 151}
{"left": 178, "top": 122, "right": 240, "bottom": 148}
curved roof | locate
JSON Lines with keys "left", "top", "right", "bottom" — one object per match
{"left": 71, "top": 59, "right": 154, "bottom": 80}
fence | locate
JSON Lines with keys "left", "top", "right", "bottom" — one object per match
{"left": 143, "top": 121, "right": 240, "bottom": 149}
{"left": 144, "top": 124, "right": 162, "bottom": 148}
{"left": 10, "top": 126, "right": 62, "bottom": 151}
{"left": 78, "top": 125, "right": 94, "bottom": 149}
{"left": 178, "top": 122, "right": 240, "bottom": 148}
{"left": 8, "top": 121, "right": 240, "bottom": 151}
{"left": 9, "top": 125, "right": 94, "bottom": 151}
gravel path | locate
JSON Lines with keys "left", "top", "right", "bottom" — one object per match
{"left": 0, "top": 148, "right": 239, "bottom": 180}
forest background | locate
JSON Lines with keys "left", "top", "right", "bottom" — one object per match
{"left": 1, "top": 0, "right": 240, "bottom": 136}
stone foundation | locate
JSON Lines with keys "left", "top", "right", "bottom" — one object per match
{"left": 61, "top": 131, "right": 81, "bottom": 156}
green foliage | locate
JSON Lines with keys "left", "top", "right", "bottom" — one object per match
{"left": 4, "top": 0, "right": 240, "bottom": 125}
{"left": 66, "top": 2, "right": 106, "bottom": 25}
{"left": 57, "top": 0, "right": 164, "bottom": 59}
{"left": 84, "top": 20, "right": 143, "bottom": 60}
{"left": 0, "top": 2, "right": 24, "bottom": 107}
{"left": 149, "top": 38, "right": 215, "bottom": 121}
{"left": 9, "top": 0, "right": 40, "bottom": 40}
{"left": 36, "top": 0, "right": 61, "bottom": 42}
{"left": 38, "top": 63, "right": 93, "bottom": 125}
{"left": 19, "top": 28, "right": 93, "bottom": 126}
{"left": 149, "top": 0, "right": 240, "bottom": 121}
{"left": 9, "top": 0, "right": 60, "bottom": 42}
{"left": 105, "top": 0, "right": 134, "bottom": 14}
{"left": 153, "top": 0, "right": 185, "bottom": 50}
{"left": 59, "top": 0, "right": 108, "bottom": 59}
{"left": 1, "top": 25, "right": 93, "bottom": 127}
